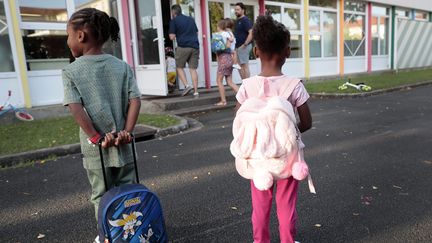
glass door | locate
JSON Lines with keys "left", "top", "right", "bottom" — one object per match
{"left": 131, "top": 0, "right": 167, "bottom": 95}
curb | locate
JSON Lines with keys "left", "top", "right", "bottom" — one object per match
{"left": 0, "top": 115, "right": 190, "bottom": 168}
{"left": 153, "top": 114, "right": 189, "bottom": 137}
{"left": 310, "top": 80, "right": 432, "bottom": 99}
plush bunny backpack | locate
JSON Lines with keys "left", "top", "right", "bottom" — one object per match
{"left": 230, "top": 76, "right": 315, "bottom": 193}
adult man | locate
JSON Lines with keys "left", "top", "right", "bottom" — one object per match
{"left": 234, "top": 2, "right": 253, "bottom": 79}
{"left": 169, "top": 4, "right": 200, "bottom": 98}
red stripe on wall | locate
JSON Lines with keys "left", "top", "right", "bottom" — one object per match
{"left": 367, "top": 2, "right": 372, "bottom": 72}
{"left": 121, "top": 0, "right": 134, "bottom": 68}
{"left": 200, "top": 0, "right": 211, "bottom": 89}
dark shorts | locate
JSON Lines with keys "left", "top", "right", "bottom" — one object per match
{"left": 175, "top": 47, "right": 199, "bottom": 69}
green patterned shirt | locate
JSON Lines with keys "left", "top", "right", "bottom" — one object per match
{"left": 62, "top": 54, "right": 141, "bottom": 169}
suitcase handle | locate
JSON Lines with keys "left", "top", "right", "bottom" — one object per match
{"left": 98, "top": 133, "right": 139, "bottom": 192}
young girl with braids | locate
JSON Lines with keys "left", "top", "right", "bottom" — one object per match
{"left": 62, "top": 8, "right": 141, "bottom": 242}
{"left": 234, "top": 15, "right": 312, "bottom": 243}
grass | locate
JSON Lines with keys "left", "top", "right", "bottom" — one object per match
{"left": 0, "top": 113, "right": 179, "bottom": 156}
{"left": 304, "top": 68, "right": 432, "bottom": 94}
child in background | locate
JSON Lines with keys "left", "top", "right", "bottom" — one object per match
{"left": 234, "top": 15, "right": 312, "bottom": 243}
{"left": 165, "top": 47, "right": 177, "bottom": 93}
{"left": 63, "top": 8, "right": 141, "bottom": 243}
{"left": 225, "top": 18, "right": 241, "bottom": 70}
{"left": 215, "top": 19, "right": 239, "bottom": 106}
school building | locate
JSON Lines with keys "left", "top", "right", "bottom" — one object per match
{"left": 0, "top": 0, "right": 431, "bottom": 108}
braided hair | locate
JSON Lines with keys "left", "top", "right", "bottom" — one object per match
{"left": 68, "top": 8, "right": 119, "bottom": 45}
{"left": 253, "top": 15, "right": 290, "bottom": 57}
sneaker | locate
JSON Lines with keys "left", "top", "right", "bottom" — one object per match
{"left": 233, "top": 64, "right": 242, "bottom": 69}
{"left": 94, "top": 235, "right": 100, "bottom": 243}
{"left": 181, "top": 86, "right": 193, "bottom": 96}
{"left": 193, "top": 92, "right": 199, "bottom": 99}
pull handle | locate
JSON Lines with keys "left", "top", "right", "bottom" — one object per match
{"left": 98, "top": 134, "right": 139, "bottom": 192}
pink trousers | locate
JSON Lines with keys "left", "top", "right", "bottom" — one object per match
{"left": 251, "top": 177, "right": 299, "bottom": 243}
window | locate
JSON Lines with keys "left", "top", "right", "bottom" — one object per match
{"left": 372, "top": 6, "right": 388, "bottom": 16}
{"left": 74, "top": 0, "right": 122, "bottom": 59}
{"left": 310, "top": 0, "right": 337, "bottom": 9}
{"left": 344, "top": 14, "right": 365, "bottom": 56}
{"left": 290, "top": 35, "right": 302, "bottom": 58}
{"left": 344, "top": 0, "right": 365, "bottom": 12}
{"left": 344, "top": 2, "right": 366, "bottom": 57}
{"left": 268, "top": 0, "right": 301, "bottom": 4}
{"left": 308, "top": 9, "right": 337, "bottom": 58}
{"left": 266, "top": 5, "right": 281, "bottom": 21}
{"left": 177, "top": 0, "right": 195, "bottom": 18}
{"left": 19, "top": 0, "right": 67, "bottom": 23}
{"left": 371, "top": 6, "right": 389, "bottom": 56}
{"left": 282, "top": 8, "right": 301, "bottom": 31}
{"left": 19, "top": 0, "right": 123, "bottom": 70}
{"left": 0, "top": 0, "right": 15, "bottom": 72}
{"left": 134, "top": 0, "right": 159, "bottom": 65}
{"left": 323, "top": 12, "right": 337, "bottom": 57}
{"left": 22, "top": 29, "right": 69, "bottom": 71}
{"left": 309, "top": 10, "right": 321, "bottom": 57}
{"left": 395, "top": 9, "right": 410, "bottom": 19}
{"left": 266, "top": 2, "right": 302, "bottom": 58}
{"left": 415, "top": 10, "right": 429, "bottom": 21}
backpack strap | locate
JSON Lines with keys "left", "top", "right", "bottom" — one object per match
{"left": 277, "top": 77, "right": 302, "bottom": 100}
{"left": 242, "top": 76, "right": 302, "bottom": 100}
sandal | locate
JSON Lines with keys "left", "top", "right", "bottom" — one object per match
{"left": 215, "top": 101, "right": 227, "bottom": 106}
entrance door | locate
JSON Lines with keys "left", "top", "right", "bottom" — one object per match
{"left": 130, "top": 0, "right": 167, "bottom": 95}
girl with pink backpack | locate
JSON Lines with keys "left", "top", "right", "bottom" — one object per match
{"left": 231, "top": 15, "right": 313, "bottom": 243}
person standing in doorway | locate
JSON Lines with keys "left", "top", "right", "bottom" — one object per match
{"left": 234, "top": 2, "right": 253, "bottom": 79}
{"left": 169, "top": 4, "right": 200, "bottom": 98}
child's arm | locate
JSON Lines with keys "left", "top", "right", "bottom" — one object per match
{"left": 68, "top": 103, "right": 116, "bottom": 148}
{"left": 297, "top": 102, "right": 312, "bottom": 133}
{"left": 234, "top": 102, "right": 241, "bottom": 113}
{"left": 116, "top": 97, "right": 141, "bottom": 145}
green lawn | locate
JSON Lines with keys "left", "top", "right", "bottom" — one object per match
{"left": 305, "top": 69, "right": 432, "bottom": 94}
{"left": 0, "top": 114, "right": 179, "bottom": 156}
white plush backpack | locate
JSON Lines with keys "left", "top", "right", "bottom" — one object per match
{"left": 230, "top": 76, "right": 315, "bottom": 192}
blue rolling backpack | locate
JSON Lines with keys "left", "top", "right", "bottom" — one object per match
{"left": 97, "top": 137, "right": 167, "bottom": 243}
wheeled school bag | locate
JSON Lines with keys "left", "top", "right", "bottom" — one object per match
{"left": 97, "top": 137, "right": 168, "bottom": 243}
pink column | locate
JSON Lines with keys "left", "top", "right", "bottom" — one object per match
{"left": 259, "top": 0, "right": 265, "bottom": 15}
{"left": 200, "top": 0, "right": 211, "bottom": 89}
{"left": 367, "top": 2, "right": 372, "bottom": 72}
{"left": 121, "top": 0, "right": 134, "bottom": 68}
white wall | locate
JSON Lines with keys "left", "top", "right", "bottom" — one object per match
{"left": 372, "top": 56, "right": 390, "bottom": 71}
{"left": 27, "top": 71, "right": 64, "bottom": 106}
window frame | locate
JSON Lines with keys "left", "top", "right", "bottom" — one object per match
{"left": 0, "top": 0, "right": 19, "bottom": 75}
{"left": 17, "top": 0, "right": 72, "bottom": 72}
{"left": 395, "top": 8, "right": 411, "bottom": 19}
{"left": 414, "top": 10, "right": 429, "bottom": 22}
{"left": 371, "top": 5, "right": 390, "bottom": 57}
{"left": 265, "top": 1, "right": 304, "bottom": 59}
{"left": 16, "top": 0, "right": 124, "bottom": 72}
{"left": 344, "top": 4, "right": 366, "bottom": 57}
{"left": 309, "top": 4, "right": 338, "bottom": 59}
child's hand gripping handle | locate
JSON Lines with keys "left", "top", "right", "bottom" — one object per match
{"left": 98, "top": 133, "right": 139, "bottom": 192}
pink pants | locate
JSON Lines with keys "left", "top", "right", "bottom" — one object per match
{"left": 251, "top": 177, "right": 299, "bottom": 243}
